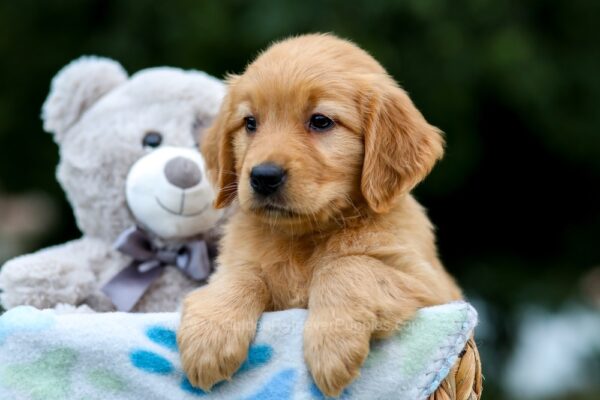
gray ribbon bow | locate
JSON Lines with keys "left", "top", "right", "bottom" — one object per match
{"left": 101, "top": 226, "right": 213, "bottom": 312}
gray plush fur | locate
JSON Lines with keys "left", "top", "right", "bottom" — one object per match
{"left": 0, "top": 57, "right": 226, "bottom": 312}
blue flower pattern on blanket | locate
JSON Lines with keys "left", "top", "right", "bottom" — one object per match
{"left": 0, "top": 303, "right": 477, "bottom": 400}
{"left": 130, "top": 325, "right": 284, "bottom": 398}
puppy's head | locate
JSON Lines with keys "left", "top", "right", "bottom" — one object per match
{"left": 203, "top": 34, "right": 443, "bottom": 226}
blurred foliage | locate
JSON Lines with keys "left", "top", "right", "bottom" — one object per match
{"left": 0, "top": 0, "right": 599, "bottom": 398}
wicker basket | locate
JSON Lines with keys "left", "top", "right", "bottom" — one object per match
{"left": 429, "top": 338, "right": 482, "bottom": 400}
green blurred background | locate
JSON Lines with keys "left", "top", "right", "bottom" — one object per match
{"left": 0, "top": 0, "right": 599, "bottom": 398}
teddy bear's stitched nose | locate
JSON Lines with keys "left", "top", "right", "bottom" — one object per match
{"left": 164, "top": 156, "right": 202, "bottom": 189}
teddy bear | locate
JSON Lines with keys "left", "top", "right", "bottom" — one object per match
{"left": 0, "top": 56, "right": 227, "bottom": 312}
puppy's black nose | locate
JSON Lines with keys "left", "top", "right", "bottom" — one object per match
{"left": 250, "top": 163, "right": 286, "bottom": 196}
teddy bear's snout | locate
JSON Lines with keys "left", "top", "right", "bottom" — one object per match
{"left": 164, "top": 156, "right": 202, "bottom": 189}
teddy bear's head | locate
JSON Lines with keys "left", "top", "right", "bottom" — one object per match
{"left": 42, "top": 57, "right": 226, "bottom": 242}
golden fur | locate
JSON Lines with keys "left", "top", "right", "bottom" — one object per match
{"left": 178, "top": 33, "right": 462, "bottom": 397}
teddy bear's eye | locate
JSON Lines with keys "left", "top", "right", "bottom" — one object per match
{"left": 142, "top": 131, "right": 163, "bottom": 148}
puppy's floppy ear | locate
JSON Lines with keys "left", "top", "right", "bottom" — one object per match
{"left": 361, "top": 79, "right": 444, "bottom": 213}
{"left": 201, "top": 75, "right": 240, "bottom": 209}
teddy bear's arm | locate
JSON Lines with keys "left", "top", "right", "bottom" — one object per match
{"left": 0, "top": 236, "right": 115, "bottom": 310}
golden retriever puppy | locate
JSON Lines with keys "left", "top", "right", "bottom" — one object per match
{"left": 178, "top": 33, "right": 463, "bottom": 397}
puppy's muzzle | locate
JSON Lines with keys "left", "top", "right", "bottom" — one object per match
{"left": 250, "top": 163, "right": 286, "bottom": 197}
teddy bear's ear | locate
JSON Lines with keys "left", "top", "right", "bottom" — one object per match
{"left": 42, "top": 56, "right": 128, "bottom": 142}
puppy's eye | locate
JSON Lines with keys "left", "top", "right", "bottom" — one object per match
{"left": 142, "top": 131, "right": 163, "bottom": 148}
{"left": 309, "top": 114, "right": 335, "bottom": 132}
{"left": 244, "top": 116, "right": 257, "bottom": 133}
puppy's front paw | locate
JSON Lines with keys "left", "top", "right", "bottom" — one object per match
{"left": 177, "top": 315, "right": 253, "bottom": 391}
{"left": 304, "top": 318, "right": 371, "bottom": 397}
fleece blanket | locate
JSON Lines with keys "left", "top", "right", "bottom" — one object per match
{"left": 0, "top": 302, "right": 477, "bottom": 400}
